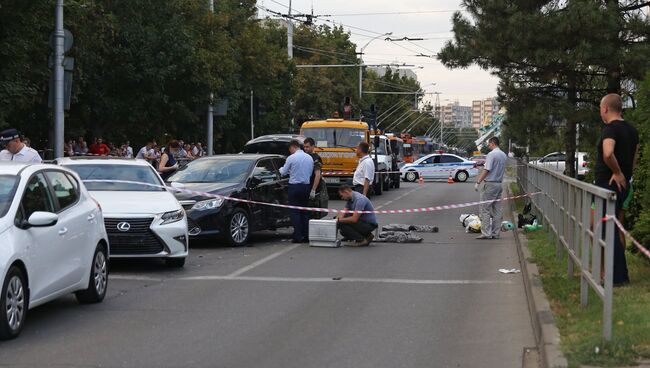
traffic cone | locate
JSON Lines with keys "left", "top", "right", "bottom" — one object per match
{"left": 418, "top": 177, "right": 424, "bottom": 185}
{"left": 447, "top": 174, "right": 454, "bottom": 184}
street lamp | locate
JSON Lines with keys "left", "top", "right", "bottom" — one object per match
{"left": 358, "top": 32, "right": 392, "bottom": 99}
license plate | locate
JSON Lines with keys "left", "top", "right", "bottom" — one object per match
{"left": 324, "top": 177, "right": 339, "bottom": 184}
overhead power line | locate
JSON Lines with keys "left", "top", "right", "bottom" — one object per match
{"left": 320, "top": 10, "right": 459, "bottom": 17}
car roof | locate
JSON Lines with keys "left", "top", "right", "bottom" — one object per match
{"left": 196, "top": 153, "right": 284, "bottom": 161}
{"left": 244, "top": 134, "right": 305, "bottom": 145}
{"left": 55, "top": 157, "right": 154, "bottom": 167}
{"left": 0, "top": 162, "right": 79, "bottom": 176}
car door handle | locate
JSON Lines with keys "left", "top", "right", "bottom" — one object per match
{"left": 58, "top": 228, "right": 68, "bottom": 236}
{"left": 87, "top": 214, "right": 96, "bottom": 221}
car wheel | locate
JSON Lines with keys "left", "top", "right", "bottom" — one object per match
{"left": 382, "top": 171, "right": 390, "bottom": 191}
{"left": 0, "top": 266, "right": 27, "bottom": 340}
{"left": 165, "top": 258, "right": 186, "bottom": 268}
{"left": 227, "top": 208, "right": 251, "bottom": 246}
{"left": 75, "top": 244, "right": 108, "bottom": 304}
{"left": 405, "top": 171, "right": 418, "bottom": 182}
{"left": 455, "top": 170, "right": 469, "bottom": 183}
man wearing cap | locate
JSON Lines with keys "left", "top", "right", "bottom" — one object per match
{"left": 0, "top": 129, "right": 42, "bottom": 163}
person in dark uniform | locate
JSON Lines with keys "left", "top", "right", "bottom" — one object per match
{"left": 303, "top": 138, "right": 328, "bottom": 218}
{"left": 159, "top": 140, "right": 180, "bottom": 181}
{"left": 595, "top": 93, "right": 639, "bottom": 286}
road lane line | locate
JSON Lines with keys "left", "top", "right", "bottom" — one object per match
{"left": 110, "top": 274, "right": 513, "bottom": 285}
{"left": 226, "top": 243, "right": 302, "bottom": 277}
{"left": 109, "top": 275, "right": 163, "bottom": 282}
{"left": 376, "top": 185, "right": 425, "bottom": 210}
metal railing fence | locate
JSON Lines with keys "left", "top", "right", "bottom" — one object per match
{"left": 516, "top": 159, "right": 617, "bottom": 340}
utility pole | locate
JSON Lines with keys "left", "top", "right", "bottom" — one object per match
{"left": 287, "top": 0, "right": 293, "bottom": 59}
{"left": 206, "top": 0, "right": 214, "bottom": 156}
{"left": 433, "top": 92, "right": 442, "bottom": 145}
{"left": 53, "top": 0, "right": 65, "bottom": 158}
{"left": 357, "top": 33, "right": 392, "bottom": 100}
{"left": 250, "top": 90, "right": 254, "bottom": 139}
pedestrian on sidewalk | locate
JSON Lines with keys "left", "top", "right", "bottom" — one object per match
{"left": 475, "top": 137, "right": 507, "bottom": 240}
{"left": 336, "top": 185, "right": 378, "bottom": 247}
{"left": 353, "top": 142, "right": 375, "bottom": 196}
{"left": 279, "top": 139, "right": 314, "bottom": 243}
{"left": 595, "top": 93, "right": 639, "bottom": 286}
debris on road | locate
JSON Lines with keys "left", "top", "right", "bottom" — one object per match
{"left": 460, "top": 214, "right": 481, "bottom": 233}
{"left": 498, "top": 268, "right": 521, "bottom": 274}
{"left": 382, "top": 224, "right": 439, "bottom": 232}
{"left": 373, "top": 231, "right": 423, "bottom": 243}
{"left": 501, "top": 221, "right": 514, "bottom": 231}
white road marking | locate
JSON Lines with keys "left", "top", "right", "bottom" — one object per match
{"left": 111, "top": 274, "right": 513, "bottom": 285}
{"left": 109, "top": 275, "right": 163, "bottom": 282}
{"left": 226, "top": 243, "right": 302, "bottom": 277}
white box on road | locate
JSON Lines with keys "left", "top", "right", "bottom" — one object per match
{"left": 309, "top": 219, "right": 340, "bottom": 247}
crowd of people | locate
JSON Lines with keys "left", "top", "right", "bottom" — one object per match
{"left": 62, "top": 137, "right": 206, "bottom": 161}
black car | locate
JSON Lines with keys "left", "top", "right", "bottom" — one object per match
{"left": 168, "top": 154, "right": 297, "bottom": 246}
{"left": 242, "top": 134, "right": 305, "bottom": 156}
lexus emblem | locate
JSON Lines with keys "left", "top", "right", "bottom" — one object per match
{"left": 116, "top": 222, "right": 131, "bottom": 232}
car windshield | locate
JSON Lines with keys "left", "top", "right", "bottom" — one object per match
{"left": 0, "top": 175, "right": 19, "bottom": 218}
{"left": 168, "top": 158, "right": 254, "bottom": 183}
{"left": 66, "top": 164, "right": 164, "bottom": 191}
{"left": 302, "top": 128, "right": 365, "bottom": 148}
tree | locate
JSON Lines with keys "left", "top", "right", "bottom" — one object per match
{"left": 439, "top": 0, "right": 650, "bottom": 176}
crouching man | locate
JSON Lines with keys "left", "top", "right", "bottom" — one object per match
{"left": 336, "top": 185, "right": 378, "bottom": 247}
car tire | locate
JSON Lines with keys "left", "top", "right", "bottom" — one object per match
{"left": 382, "top": 171, "right": 390, "bottom": 191}
{"left": 394, "top": 175, "right": 401, "bottom": 188}
{"left": 0, "top": 266, "right": 27, "bottom": 340}
{"left": 455, "top": 170, "right": 469, "bottom": 183}
{"left": 405, "top": 171, "right": 418, "bottom": 182}
{"left": 227, "top": 208, "right": 251, "bottom": 246}
{"left": 75, "top": 244, "right": 108, "bottom": 304}
{"left": 373, "top": 175, "right": 383, "bottom": 196}
{"left": 165, "top": 258, "right": 186, "bottom": 268}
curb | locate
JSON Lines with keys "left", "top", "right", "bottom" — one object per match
{"left": 506, "top": 184, "right": 569, "bottom": 368}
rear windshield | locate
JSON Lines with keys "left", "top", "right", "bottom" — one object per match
{"left": 65, "top": 164, "right": 164, "bottom": 191}
{"left": 243, "top": 141, "right": 291, "bottom": 156}
{"left": 0, "top": 175, "right": 19, "bottom": 218}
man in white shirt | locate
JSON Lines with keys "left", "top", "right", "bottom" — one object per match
{"left": 474, "top": 137, "right": 507, "bottom": 239}
{"left": 352, "top": 142, "right": 375, "bottom": 196}
{"left": 125, "top": 141, "right": 133, "bottom": 158}
{"left": 0, "top": 129, "right": 42, "bottom": 163}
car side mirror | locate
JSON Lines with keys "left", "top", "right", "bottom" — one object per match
{"left": 27, "top": 211, "right": 59, "bottom": 228}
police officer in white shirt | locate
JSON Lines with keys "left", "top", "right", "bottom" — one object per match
{"left": 0, "top": 129, "right": 42, "bottom": 163}
{"left": 352, "top": 142, "right": 375, "bottom": 196}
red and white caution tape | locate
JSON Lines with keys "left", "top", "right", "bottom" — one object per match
{"left": 603, "top": 215, "right": 650, "bottom": 259}
{"left": 83, "top": 179, "right": 541, "bottom": 215}
{"left": 322, "top": 168, "right": 472, "bottom": 176}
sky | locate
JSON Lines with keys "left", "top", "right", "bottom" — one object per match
{"left": 257, "top": 0, "right": 500, "bottom": 107}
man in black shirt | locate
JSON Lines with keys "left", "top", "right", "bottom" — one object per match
{"left": 304, "top": 137, "right": 328, "bottom": 219}
{"left": 595, "top": 93, "right": 639, "bottom": 286}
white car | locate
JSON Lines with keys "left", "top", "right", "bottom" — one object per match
{"left": 531, "top": 151, "right": 590, "bottom": 178}
{"left": 0, "top": 163, "right": 109, "bottom": 339}
{"left": 58, "top": 158, "right": 188, "bottom": 268}
{"left": 401, "top": 153, "right": 479, "bottom": 182}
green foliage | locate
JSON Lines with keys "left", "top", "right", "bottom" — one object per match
{"left": 527, "top": 230, "right": 650, "bottom": 367}
{"left": 439, "top": 0, "right": 650, "bottom": 173}
{"left": 629, "top": 72, "right": 650, "bottom": 243}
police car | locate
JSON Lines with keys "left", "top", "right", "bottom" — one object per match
{"left": 400, "top": 153, "right": 479, "bottom": 182}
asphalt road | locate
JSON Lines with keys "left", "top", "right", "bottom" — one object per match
{"left": 0, "top": 180, "right": 536, "bottom": 368}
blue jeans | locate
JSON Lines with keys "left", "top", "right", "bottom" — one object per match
{"left": 288, "top": 183, "right": 311, "bottom": 241}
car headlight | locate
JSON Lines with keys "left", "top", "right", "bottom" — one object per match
{"left": 191, "top": 198, "right": 224, "bottom": 211}
{"left": 161, "top": 209, "right": 185, "bottom": 225}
